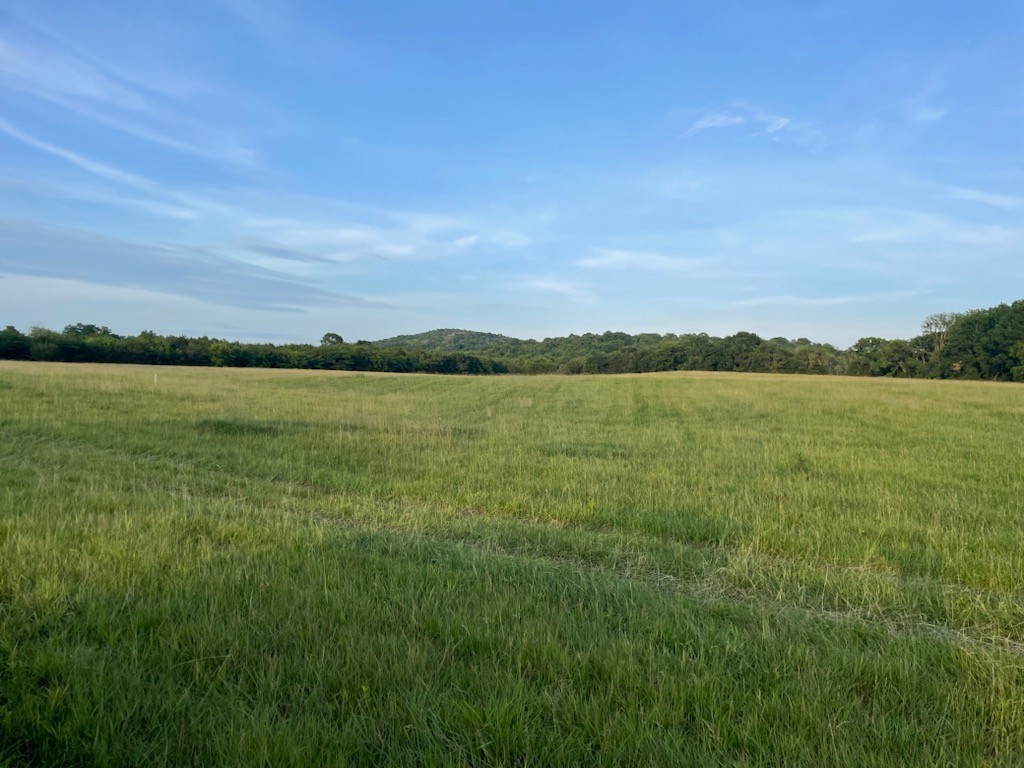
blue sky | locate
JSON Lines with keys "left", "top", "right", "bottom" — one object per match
{"left": 1, "top": 0, "right": 1022, "bottom": 346}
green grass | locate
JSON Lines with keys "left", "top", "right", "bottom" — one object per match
{"left": 1, "top": 361, "right": 1022, "bottom": 766}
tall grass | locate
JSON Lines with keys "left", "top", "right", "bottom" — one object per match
{"left": 1, "top": 362, "right": 1022, "bottom": 765}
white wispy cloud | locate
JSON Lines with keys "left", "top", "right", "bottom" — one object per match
{"left": 489, "top": 230, "right": 532, "bottom": 248}
{"left": 682, "top": 104, "right": 821, "bottom": 148}
{"left": 576, "top": 248, "right": 707, "bottom": 271}
{"left": 266, "top": 225, "right": 418, "bottom": 261}
{"left": 682, "top": 112, "right": 746, "bottom": 138}
{"left": 945, "top": 185, "right": 1023, "bottom": 210}
{"left": 0, "top": 120, "right": 474, "bottom": 268}
{"left": 851, "top": 210, "right": 1020, "bottom": 246}
{"left": 237, "top": 238, "right": 337, "bottom": 264}
{"left": 903, "top": 75, "right": 948, "bottom": 124}
{"left": 0, "top": 23, "right": 256, "bottom": 165}
{"left": 521, "top": 278, "right": 592, "bottom": 302}
{"left": 732, "top": 289, "right": 924, "bottom": 308}
{"left": 0, "top": 119, "right": 244, "bottom": 221}
{"left": 213, "top": 0, "right": 309, "bottom": 55}
{"left": 0, "top": 35, "right": 146, "bottom": 111}
{"left": 449, "top": 231, "right": 531, "bottom": 249}
{"left": 912, "top": 106, "right": 947, "bottom": 123}
{"left": 215, "top": 0, "right": 289, "bottom": 37}
{"left": 0, "top": 273, "right": 405, "bottom": 343}
{"left": 0, "top": 217, "right": 384, "bottom": 311}
{"left": 0, "top": 174, "right": 199, "bottom": 220}
{"left": 0, "top": 116, "right": 159, "bottom": 190}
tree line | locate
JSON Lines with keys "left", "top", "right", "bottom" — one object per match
{"left": 0, "top": 326, "right": 507, "bottom": 374}
{"left": 377, "top": 300, "right": 1024, "bottom": 380}
{"left": 1, "top": 298, "right": 1021, "bottom": 380}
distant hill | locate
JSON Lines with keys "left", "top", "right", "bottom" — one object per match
{"left": 372, "top": 328, "right": 526, "bottom": 351}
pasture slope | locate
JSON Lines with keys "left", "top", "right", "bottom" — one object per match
{"left": 0, "top": 361, "right": 1022, "bottom": 766}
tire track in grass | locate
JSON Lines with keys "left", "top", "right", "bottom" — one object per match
{"left": 7, "top": 420, "right": 1024, "bottom": 654}
{"left": 311, "top": 511, "right": 1024, "bottom": 657}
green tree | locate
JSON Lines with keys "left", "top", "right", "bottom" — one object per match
{"left": 943, "top": 301, "right": 1024, "bottom": 380}
{"left": 62, "top": 323, "right": 116, "bottom": 338}
{"left": 920, "top": 312, "right": 960, "bottom": 374}
{"left": 0, "top": 326, "right": 30, "bottom": 360}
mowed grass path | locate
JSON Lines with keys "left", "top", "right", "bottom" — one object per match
{"left": 1, "top": 361, "right": 1022, "bottom": 766}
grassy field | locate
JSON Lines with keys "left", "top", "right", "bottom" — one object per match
{"left": 1, "top": 361, "right": 1022, "bottom": 766}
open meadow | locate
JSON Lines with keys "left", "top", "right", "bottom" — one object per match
{"left": 1, "top": 361, "right": 1022, "bottom": 766}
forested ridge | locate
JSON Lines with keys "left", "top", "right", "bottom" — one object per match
{"left": 2, "top": 298, "right": 1022, "bottom": 380}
